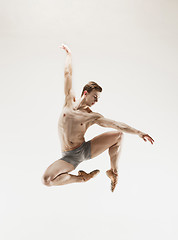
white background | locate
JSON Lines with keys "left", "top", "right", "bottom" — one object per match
{"left": 0, "top": 0, "right": 178, "bottom": 239}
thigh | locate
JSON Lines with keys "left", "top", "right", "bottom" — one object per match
{"left": 90, "top": 131, "right": 122, "bottom": 159}
{"left": 43, "top": 159, "right": 75, "bottom": 180}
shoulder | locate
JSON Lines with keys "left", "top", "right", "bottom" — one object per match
{"left": 61, "top": 105, "right": 74, "bottom": 114}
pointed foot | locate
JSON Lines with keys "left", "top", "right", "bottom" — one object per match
{"left": 106, "top": 169, "right": 118, "bottom": 192}
{"left": 78, "top": 169, "right": 100, "bottom": 182}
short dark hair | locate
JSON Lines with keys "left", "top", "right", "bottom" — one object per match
{"left": 81, "top": 81, "right": 102, "bottom": 97}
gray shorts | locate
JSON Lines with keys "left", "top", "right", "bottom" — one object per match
{"left": 60, "top": 140, "right": 91, "bottom": 168}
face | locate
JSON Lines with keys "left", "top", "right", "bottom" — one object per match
{"left": 84, "top": 89, "right": 100, "bottom": 107}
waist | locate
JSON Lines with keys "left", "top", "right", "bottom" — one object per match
{"left": 62, "top": 141, "right": 85, "bottom": 152}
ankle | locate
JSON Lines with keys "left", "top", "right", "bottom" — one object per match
{"left": 111, "top": 168, "right": 118, "bottom": 175}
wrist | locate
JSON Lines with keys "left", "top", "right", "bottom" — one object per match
{"left": 137, "top": 131, "right": 143, "bottom": 137}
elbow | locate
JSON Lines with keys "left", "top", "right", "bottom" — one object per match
{"left": 64, "top": 71, "right": 71, "bottom": 77}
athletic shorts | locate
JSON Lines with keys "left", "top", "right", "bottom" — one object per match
{"left": 60, "top": 140, "right": 91, "bottom": 168}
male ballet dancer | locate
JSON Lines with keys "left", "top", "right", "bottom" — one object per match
{"left": 42, "top": 44, "right": 154, "bottom": 192}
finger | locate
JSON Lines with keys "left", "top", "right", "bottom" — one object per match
{"left": 145, "top": 136, "right": 154, "bottom": 144}
{"left": 148, "top": 135, "right": 154, "bottom": 142}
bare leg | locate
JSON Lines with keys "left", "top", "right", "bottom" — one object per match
{"left": 108, "top": 133, "right": 123, "bottom": 174}
{"left": 42, "top": 159, "right": 83, "bottom": 186}
{"left": 107, "top": 137, "right": 123, "bottom": 192}
{"left": 42, "top": 159, "right": 99, "bottom": 187}
{"left": 91, "top": 131, "right": 123, "bottom": 172}
{"left": 49, "top": 173, "right": 84, "bottom": 186}
{"left": 90, "top": 131, "right": 124, "bottom": 191}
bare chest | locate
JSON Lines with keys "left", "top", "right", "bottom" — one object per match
{"left": 58, "top": 107, "right": 92, "bottom": 132}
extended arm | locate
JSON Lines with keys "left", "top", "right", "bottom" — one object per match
{"left": 60, "top": 44, "right": 72, "bottom": 95}
{"left": 95, "top": 116, "right": 154, "bottom": 144}
{"left": 60, "top": 44, "right": 75, "bottom": 106}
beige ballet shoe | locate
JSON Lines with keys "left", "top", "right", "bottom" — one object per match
{"left": 106, "top": 169, "right": 118, "bottom": 192}
{"left": 78, "top": 170, "right": 100, "bottom": 182}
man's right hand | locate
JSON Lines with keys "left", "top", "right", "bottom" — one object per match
{"left": 59, "top": 44, "right": 71, "bottom": 54}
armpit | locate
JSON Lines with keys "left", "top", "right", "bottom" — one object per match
{"left": 64, "top": 90, "right": 76, "bottom": 107}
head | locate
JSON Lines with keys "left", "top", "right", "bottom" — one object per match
{"left": 81, "top": 81, "right": 102, "bottom": 107}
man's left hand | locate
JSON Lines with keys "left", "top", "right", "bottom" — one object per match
{"left": 139, "top": 133, "right": 154, "bottom": 144}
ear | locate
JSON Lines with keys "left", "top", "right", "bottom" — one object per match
{"left": 84, "top": 90, "right": 88, "bottom": 96}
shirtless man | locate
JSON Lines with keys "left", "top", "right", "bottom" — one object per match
{"left": 42, "top": 44, "right": 154, "bottom": 192}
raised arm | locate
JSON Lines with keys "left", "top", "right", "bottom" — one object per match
{"left": 95, "top": 116, "right": 154, "bottom": 144}
{"left": 60, "top": 44, "right": 72, "bottom": 95}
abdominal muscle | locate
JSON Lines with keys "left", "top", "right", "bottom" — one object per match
{"left": 58, "top": 129, "right": 86, "bottom": 152}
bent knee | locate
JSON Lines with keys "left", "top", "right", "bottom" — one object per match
{"left": 42, "top": 175, "right": 52, "bottom": 186}
{"left": 114, "top": 131, "right": 123, "bottom": 142}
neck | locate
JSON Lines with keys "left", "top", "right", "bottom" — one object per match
{"left": 75, "top": 96, "right": 88, "bottom": 110}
